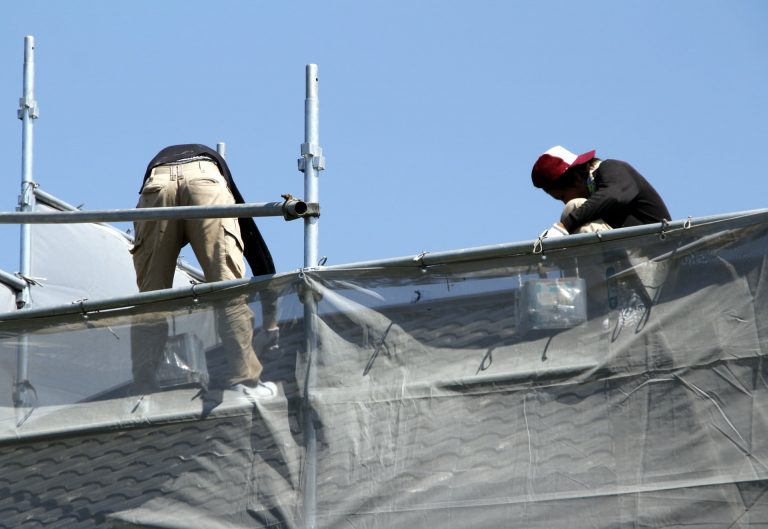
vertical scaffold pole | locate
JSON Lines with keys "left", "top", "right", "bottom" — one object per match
{"left": 302, "top": 64, "right": 323, "bottom": 268}
{"left": 300, "top": 64, "right": 323, "bottom": 529}
{"left": 18, "top": 35, "right": 37, "bottom": 306}
{"left": 15, "top": 35, "right": 39, "bottom": 407}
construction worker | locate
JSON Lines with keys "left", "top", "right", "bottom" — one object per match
{"left": 532, "top": 146, "right": 670, "bottom": 237}
{"left": 130, "top": 144, "right": 278, "bottom": 399}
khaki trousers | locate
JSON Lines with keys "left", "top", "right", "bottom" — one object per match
{"left": 130, "top": 160, "right": 262, "bottom": 391}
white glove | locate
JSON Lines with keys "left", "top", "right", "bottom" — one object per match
{"left": 540, "top": 223, "right": 568, "bottom": 239}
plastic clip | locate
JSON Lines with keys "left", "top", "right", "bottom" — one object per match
{"left": 413, "top": 251, "right": 429, "bottom": 271}
{"left": 74, "top": 298, "right": 89, "bottom": 320}
{"left": 659, "top": 219, "right": 670, "bottom": 240}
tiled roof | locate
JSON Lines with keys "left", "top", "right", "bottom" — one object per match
{"left": 0, "top": 390, "right": 301, "bottom": 528}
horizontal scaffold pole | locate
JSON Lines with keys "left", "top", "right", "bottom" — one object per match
{"left": 326, "top": 208, "right": 768, "bottom": 270}
{"left": 0, "top": 274, "right": 276, "bottom": 323}
{"left": 0, "top": 200, "right": 318, "bottom": 224}
{"left": 0, "top": 270, "right": 26, "bottom": 291}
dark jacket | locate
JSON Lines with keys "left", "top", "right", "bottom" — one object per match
{"left": 142, "top": 144, "right": 276, "bottom": 276}
{"left": 562, "top": 159, "right": 671, "bottom": 233}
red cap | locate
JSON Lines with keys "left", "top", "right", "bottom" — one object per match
{"left": 531, "top": 146, "right": 596, "bottom": 188}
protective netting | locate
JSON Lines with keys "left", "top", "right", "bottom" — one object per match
{"left": 29, "top": 200, "right": 202, "bottom": 307}
{"left": 0, "top": 213, "right": 767, "bottom": 528}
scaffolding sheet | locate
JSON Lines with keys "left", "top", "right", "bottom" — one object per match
{"left": 0, "top": 214, "right": 766, "bottom": 528}
{"left": 29, "top": 200, "right": 202, "bottom": 307}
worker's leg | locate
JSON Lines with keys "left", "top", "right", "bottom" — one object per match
{"left": 181, "top": 161, "right": 263, "bottom": 385}
{"left": 130, "top": 167, "right": 183, "bottom": 393}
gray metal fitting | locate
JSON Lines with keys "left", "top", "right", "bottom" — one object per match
{"left": 282, "top": 198, "right": 321, "bottom": 221}
{"left": 297, "top": 155, "right": 326, "bottom": 172}
{"left": 17, "top": 97, "right": 39, "bottom": 119}
{"left": 300, "top": 143, "right": 322, "bottom": 157}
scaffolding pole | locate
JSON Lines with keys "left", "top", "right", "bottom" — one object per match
{"left": 300, "top": 64, "right": 323, "bottom": 529}
{"left": 14, "top": 36, "right": 38, "bottom": 407}
{"left": 301, "top": 64, "right": 323, "bottom": 268}
{"left": 0, "top": 201, "right": 315, "bottom": 224}
{"left": 18, "top": 36, "right": 37, "bottom": 300}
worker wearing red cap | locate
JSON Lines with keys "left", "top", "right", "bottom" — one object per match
{"left": 532, "top": 146, "right": 670, "bottom": 237}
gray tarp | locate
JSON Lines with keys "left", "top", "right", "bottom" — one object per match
{"left": 0, "top": 283, "right": 15, "bottom": 314}
{"left": 30, "top": 200, "right": 203, "bottom": 306}
{"left": 0, "top": 212, "right": 766, "bottom": 528}
{"left": 0, "top": 199, "right": 216, "bottom": 402}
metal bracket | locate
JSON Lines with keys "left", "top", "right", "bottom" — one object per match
{"left": 17, "top": 97, "right": 39, "bottom": 119}
{"left": 17, "top": 181, "right": 37, "bottom": 211}
{"left": 298, "top": 143, "right": 326, "bottom": 172}
{"left": 281, "top": 194, "right": 321, "bottom": 221}
{"left": 300, "top": 143, "right": 322, "bottom": 157}
{"left": 297, "top": 156, "right": 326, "bottom": 172}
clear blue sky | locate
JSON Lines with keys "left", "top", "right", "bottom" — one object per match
{"left": 1, "top": 1, "right": 766, "bottom": 276}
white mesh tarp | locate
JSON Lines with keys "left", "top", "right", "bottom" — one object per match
{"left": 30, "top": 199, "right": 203, "bottom": 306}
{"left": 0, "top": 212, "right": 766, "bottom": 528}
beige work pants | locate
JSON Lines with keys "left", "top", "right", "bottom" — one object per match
{"left": 130, "top": 160, "right": 262, "bottom": 392}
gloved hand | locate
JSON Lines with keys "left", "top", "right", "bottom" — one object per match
{"left": 253, "top": 327, "right": 280, "bottom": 354}
{"left": 540, "top": 223, "right": 568, "bottom": 239}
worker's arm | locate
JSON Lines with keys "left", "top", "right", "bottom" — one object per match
{"left": 562, "top": 160, "right": 640, "bottom": 233}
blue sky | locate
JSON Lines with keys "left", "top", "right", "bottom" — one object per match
{"left": 0, "top": 1, "right": 766, "bottom": 276}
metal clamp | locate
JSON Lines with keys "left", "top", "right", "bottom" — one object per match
{"left": 300, "top": 143, "right": 322, "bottom": 157}
{"left": 281, "top": 194, "right": 320, "bottom": 221}
{"left": 297, "top": 155, "right": 326, "bottom": 172}
{"left": 17, "top": 96, "right": 39, "bottom": 119}
{"left": 298, "top": 143, "right": 326, "bottom": 172}
{"left": 17, "top": 181, "right": 38, "bottom": 211}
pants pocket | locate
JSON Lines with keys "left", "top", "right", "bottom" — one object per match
{"left": 138, "top": 181, "right": 167, "bottom": 208}
{"left": 188, "top": 177, "right": 222, "bottom": 186}
{"left": 222, "top": 219, "right": 246, "bottom": 278}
